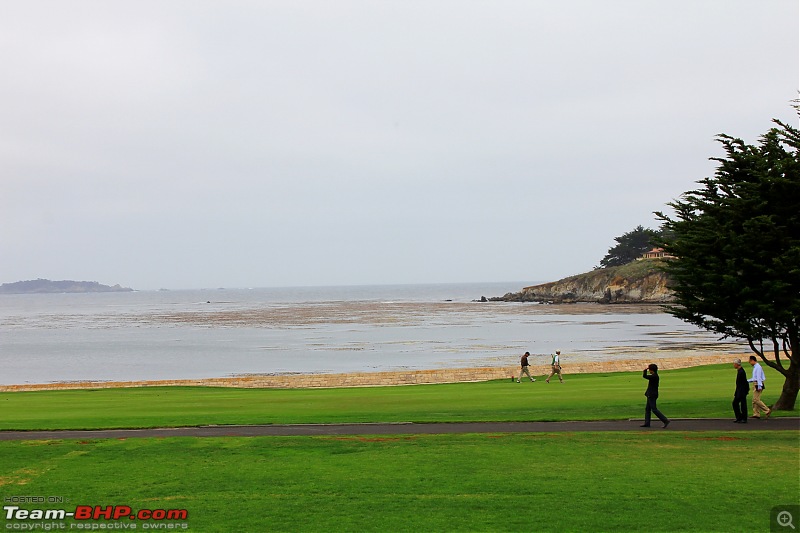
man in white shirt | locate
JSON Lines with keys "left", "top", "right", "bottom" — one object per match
{"left": 546, "top": 350, "right": 563, "bottom": 384}
{"left": 747, "top": 356, "right": 772, "bottom": 419}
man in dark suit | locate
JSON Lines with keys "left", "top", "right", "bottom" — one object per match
{"left": 641, "top": 363, "right": 670, "bottom": 428}
{"left": 732, "top": 359, "right": 749, "bottom": 423}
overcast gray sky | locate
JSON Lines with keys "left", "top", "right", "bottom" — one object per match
{"left": 1, "top": 1, "right": 797, "bottom": 290}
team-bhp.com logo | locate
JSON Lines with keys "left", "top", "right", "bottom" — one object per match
{"left": 4, "top": 505, "right": 188, "bottom": 528}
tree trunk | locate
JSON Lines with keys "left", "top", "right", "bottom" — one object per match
{"left": 772, "top": 359, "right": 800, "bottom": 411}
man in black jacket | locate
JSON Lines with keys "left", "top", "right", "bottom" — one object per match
{"left": 641, "top": 363, "right": 670, "bottom": 428}
{"left": 732, "top": 359, "right": 749, "bottom": 423}
{"left": 517, "top": 352, "right": 535, "bottom": 383}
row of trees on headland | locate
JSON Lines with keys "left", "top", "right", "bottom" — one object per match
{"left": 604, "top": 110, "right": 798, "bottom": 410}
{"left": 597, "top": 225, "right": 668, "bottom": 268}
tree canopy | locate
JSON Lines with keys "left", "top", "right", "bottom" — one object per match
{"left": 599, "top": 225, "right": 659, "bottom": 268}
{"left": 656, "top": 117, "right": 800, "bottom": 409}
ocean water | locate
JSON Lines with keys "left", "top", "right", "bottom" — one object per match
{"left": 0, "top": 282, "right": 747, "bottom": 385}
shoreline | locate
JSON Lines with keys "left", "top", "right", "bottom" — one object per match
{"left": 0, "top": 353, "right": 740, "bottom": 392}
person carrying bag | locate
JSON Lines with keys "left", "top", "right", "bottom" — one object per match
{"left": 546, "top": 350, "right": 564, "bottom": 383}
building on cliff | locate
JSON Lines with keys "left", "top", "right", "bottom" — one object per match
{"left": 638, "top": 247, "right": 675, "bottom": 260}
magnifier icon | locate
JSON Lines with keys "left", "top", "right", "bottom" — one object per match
{"left": 778, "top": 511, "right": 796, "bottom": 529}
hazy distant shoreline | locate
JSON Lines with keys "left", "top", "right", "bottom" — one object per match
{"left": 0, "top": 279, "right": 133, "bottom": 294}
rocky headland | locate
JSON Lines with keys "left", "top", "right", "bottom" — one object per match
{"left": 491, "top": 260, "right": 673, "bottom": 304}
{"left": 0, "top": 279, "right": 134, "bottom": 294}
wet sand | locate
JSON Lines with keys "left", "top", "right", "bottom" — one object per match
{"left": 137, "top": 301, "right": 671, "bottom": 328}
{"left": 0, "top": 353, "right": 743, "bottom": 392}
{"left": 1, "top": 298, "right": 748, "bottom": 386}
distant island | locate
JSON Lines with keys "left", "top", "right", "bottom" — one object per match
{"left": 0, "top": 279, "right": 134, "bottom": 294}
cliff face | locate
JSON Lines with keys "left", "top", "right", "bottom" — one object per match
{"left": 495, "top": 260, "right": 673, "bottom": 304}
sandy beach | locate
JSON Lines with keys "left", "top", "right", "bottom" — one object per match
{"left": 0, "top": 353, "right": 742, "bottom": 392}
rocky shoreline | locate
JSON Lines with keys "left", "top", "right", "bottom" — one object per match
{"left": 488, "top": 259, "right": 673, "bottom": 304}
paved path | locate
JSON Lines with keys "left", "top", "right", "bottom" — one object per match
{"left": 0, "top": 418, "right": 797, "bottom": 441}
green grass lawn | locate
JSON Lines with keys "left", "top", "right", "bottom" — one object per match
{"left": 0, "top": 364, "right": 793, "bottom": 430}
{"left": 1, "top": 364, "right": 797, "bottom": 532}
{"left": 1, "top": 432, "right": 797, "bottom": 532}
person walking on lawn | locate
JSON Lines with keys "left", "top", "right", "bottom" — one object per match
{"left": 732, "top": 358, "right": 749, "bottom": 423}
{"left": 747, "top": 356, "right": 772, "bottom": 419}
{"left": 546, "top": 350, "right": 563, "bottom": 383}
{"left": 641, "top": 363, "right": 670, "bottom": 428}
{"left": 517, "top": 351, "right": 535, "bottom": 383}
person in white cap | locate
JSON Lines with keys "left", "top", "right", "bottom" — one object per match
{"left": 546, "top": 350, "right": 563, "bottom": 383}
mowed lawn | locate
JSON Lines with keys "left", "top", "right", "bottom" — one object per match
{"left": 1, "top": 432, "right": 797, "bottom": 532}
{"left": 1, "top": 365, "right": 797, "bottom": 531}
{"left": 0, "top": 364, "right": 794, "bottom": 430}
